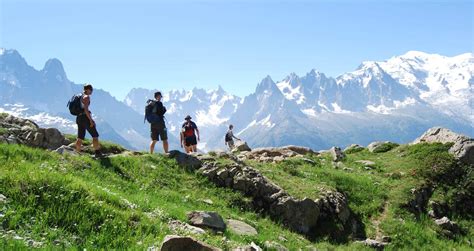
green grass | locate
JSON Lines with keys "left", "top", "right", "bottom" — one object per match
{"left": 0, "top": 127, "right": 7, "bottom": 135}
{"left": 0, "top": 143, "right": 356, "bottom": 250}
{"left": 0, "top": 141, "right": 472, "bottom": 250}
{"left": 244, "top": 143, "right": 473, "bottom": 249}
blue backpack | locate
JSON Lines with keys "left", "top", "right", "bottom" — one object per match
{"left": 144, "top": 100, "right": 166, "bottom": 124}
{"left": 67, "top": 93, "right": 84, "bottom": 116}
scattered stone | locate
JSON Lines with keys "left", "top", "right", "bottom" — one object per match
{"left": 200, "top": 199, "right": 214, "bottom": 205}
{"left": 0, "top": 194, "right": 6, "bottom": 204}
{"left": 301, "top": 158, "right": 316, "bottom": 165}
{"left": 367, "top": 141, "right": 398, "bottom": 153}
{"left": 160, "top": 235, "right": 221, "bottom": 251}
{"left": 435, "top": 217, "right": 461, "bottom": 237}
{"left": 187, "top": 211, "right": 226, "bottom": 232}
{"left": 227, "top": 219, "right": 258, "bottom": 236}
{"left": 344, "top": 144, "right": 365, "bottom": 153}
{"left": 355, "top": 160, "right": 376, "bottom": 167}
{"left": 263, "top": 241, "right": 288, "bottom": 251}
{"left": 54, "top": 145, "right": 79, "bottom": 155}
{"left": 381, "top": 236, "right": 392, "bottom": 243}
{"left": 168, "top": 220, "right": 206, "bottom": 235}
{"left": 413, "top": 127, "right": 474, "bottom": 165}
{"left": 233, "top": 242, "right": 262, "bottom": 251}
{"left": 357, "top": 238, "right": 388, "bottom": 250}
{"left": 405, "top": 186, "right": 433, "bottom": 216}
{"left": 343, "top": 167, "right": 353, "bottom": 172}
{"left": 240, "top": 146, "right": 317, "bottom": 163}
{"left": 329, "top": 146, "right": 345, "bottom": 162}
{"left": 428, "top": 201, "right": 448, "bottom": 219}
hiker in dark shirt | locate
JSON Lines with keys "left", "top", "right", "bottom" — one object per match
{"left": 225, "top": 124, "right": 240, "bottom": 150}
{"left": 148, "top": 92, "right": 169, "bottom": 154}
{"left": 180, "top": 115, "right": 200, "bottom": 153}
{"left": 74, "top": 84, "right": 103, "bottom": 157}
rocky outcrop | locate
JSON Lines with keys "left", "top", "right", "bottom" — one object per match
{"left": 237, "top": 145, "right": 318, "bottom": 163}
{"left": 412, "top": 127, "right": 474, "bottom": 165}
{"left": 160, "top": 235, "right": 220, "bottom": 251}
{"left": 0, "top": 114, "right": 69, "bottom": 150}
{"left": 168, "top": 151, "right": 350, "bottom": 236}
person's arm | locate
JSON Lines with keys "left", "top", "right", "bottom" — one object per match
{"left": 231, "top": 131, "right": 240, "bottom": 140}
{"left": 82, "top": 95, "right": 95, "bottom": 127}
{"left": 180, "top": 131, "right": 184, "bottom": 148}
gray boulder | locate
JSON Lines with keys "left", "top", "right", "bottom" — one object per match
{"left": 233, "top": 141, "right": 251, "bottom": 152}
{"left": 329, "top": 146, "right": 345, "bottom": 162}
{"left": 227, "top": 219, "right": 258, "bottom": 236}
{"left": 187, "top": 211, "right": 226, "bottom": 232}
{"left": 413, "top": 127, "right": 474, "bottom": 165}
{"left": 168, "top": 150, "right": 202, "bottom": 171}
{"left": 160, "top": 235, "right": 220, "bottom": 251}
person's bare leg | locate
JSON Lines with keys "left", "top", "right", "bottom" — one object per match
{"left": 92, "top": 137, "right": 100, "bottom": 151}
{"left": 150, "top": 140, "right": 157, "bottom": 154}
{"left": 75, "top": 138, "right": 83, "bottom": 152}
{"left": 192, "top": 145, "right": 197, "bottom": 152}
{"left": 163, "top": 140, "right": 169, "bottom": 153}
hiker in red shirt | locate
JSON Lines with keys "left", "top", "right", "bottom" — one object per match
{"left": 180, "top": 115, "right": 200, "bottom": 153}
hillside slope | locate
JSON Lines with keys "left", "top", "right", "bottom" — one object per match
{"left": 0, "top": 114, "right": 473, "bottom": 250}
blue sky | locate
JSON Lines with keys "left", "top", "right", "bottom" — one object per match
{"left": 1, "top": 0, "right": 472, "bottom": 100}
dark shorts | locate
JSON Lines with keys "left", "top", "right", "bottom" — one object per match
{"left": 76, "top": 114, "right": 99, "bottom": 140}
{"left": 185, "top": 135, "right": 197, "bottom": 147}
{"left": 151, "top": 124, "right": 168, "bottom": 141}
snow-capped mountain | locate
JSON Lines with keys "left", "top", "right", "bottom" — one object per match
{"left": 2, "top": 48, "right": 472, "bottom": 151}
{"left": 0, "top": 49, "right": 149, "bottom": 149}
{"left": 124, "top": 86, "right": 241, "bottom": 150}
{"left": 225, "top": 51, "right": 473, "bottom": 149}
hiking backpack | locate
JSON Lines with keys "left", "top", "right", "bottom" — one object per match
{"left": 225, "top": 131, "right": 233, "bottom": 142}
{"left": 144, "top": 100, "right": 166, "bottom": 123}
{"left": 67, "top": 93, "right": 84, "bottom": 116}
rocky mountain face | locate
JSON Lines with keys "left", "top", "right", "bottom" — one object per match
{"left": 1, "top": 48, "right": 472, "bottom": 151}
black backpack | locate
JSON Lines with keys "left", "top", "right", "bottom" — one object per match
{"left": 144, "top": 100, "right": 166, "bottom": 123}
{"left": 225, "top": 131, "right": 233, "bottom": 142}
{"left": 67, "top": 93, "right": 84, "bottom": 116}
